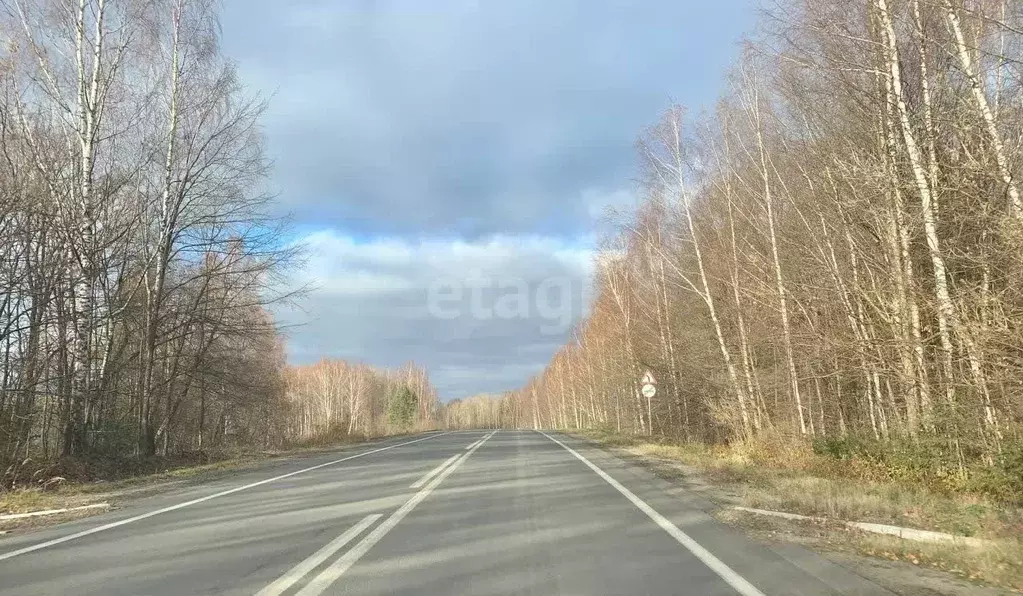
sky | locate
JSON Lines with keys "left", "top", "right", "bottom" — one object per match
{"left": 220, "top": 0, "right": 755, "bottom": 400}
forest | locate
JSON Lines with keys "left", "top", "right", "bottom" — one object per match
{"left": 0, "top": 0, "right": 438, "bottom": 486}
{"left": 5, "top": 0, "right": 1023, "bottom": 499}
{"left": 445, "top": 0, "right": 1023, "bottom": 496}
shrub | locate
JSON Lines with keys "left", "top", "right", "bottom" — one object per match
{"left": 387, "top": 385, "right": 418, "bottom": 431}
{"left": 810, "top": 435, "right": 1023, "bottom": 504}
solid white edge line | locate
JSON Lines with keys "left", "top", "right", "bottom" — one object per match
{"left": 539, "top": 431, "right": 766, "bottom": 596}
{"left": 295, "top": 432, "right": 495, "bottom": 596}
{"left": 255, "top": 513, "right": 382, "bottom": 596}
{"left": 410, "top": 453, "right": 461, "bottom": 489}
{"left": 0, "top": 432, "right": 450, "bottom": 563}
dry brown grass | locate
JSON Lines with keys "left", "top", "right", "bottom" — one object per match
{"left": 0, "top": 457, "right": 257, "bottom": 517}
{"left": 741, "top": 475, "right": 1023, "bottom": 540}
{"left": 1, "top": 435, "right": 393, "bottom": 517}
{"left": 852, "top": 533, "right": 1023, "bottom": 592}
{"left": 578, "top": 429, "right": 1023, "bottom": 592}
{"left": 0, "top": 488, "right": 64, "bottom": 514}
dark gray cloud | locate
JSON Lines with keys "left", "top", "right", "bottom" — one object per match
{"left": 223, "top": 0, "right": 754, "bottom": 238}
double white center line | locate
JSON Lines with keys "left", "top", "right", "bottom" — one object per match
{"left": 255, "top": 515, "right": 382, "bottom": 596}
{"left": 0, "top": 432, "right": 451, "bottom": 564}
{"left": 410, "top": 453, "right": 461, "bottom": 489}
{"left": 258, "top": 431, "right": 496, "bottom": 596}
{"left": 462, "top": 429, "right": 498, "bottom": 451}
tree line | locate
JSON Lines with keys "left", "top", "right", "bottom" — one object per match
{"left": 0, "top": 0, "right": 439, "bottom": 485}
{"left": 452, "top": 0, "right": 1023, "bottom": 473}
{"left": 285, "top": 359, "right": 439, "bottom": 443}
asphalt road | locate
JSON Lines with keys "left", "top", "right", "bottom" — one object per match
{"left": 0, "top": 431, "right": 893, "bottom": 595}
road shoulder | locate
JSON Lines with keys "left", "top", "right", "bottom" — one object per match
{"left": 565, "top": 432, "right": 1014, "bottom": 596}
{"left": 0, "top": 432, "right": 443, "bottom": 538}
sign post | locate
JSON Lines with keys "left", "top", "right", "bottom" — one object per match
{"left": 640, "top": 370, "right": 657, "bottom": 398}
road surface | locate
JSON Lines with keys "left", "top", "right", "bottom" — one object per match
{"left": 0, "top": 431, "right": 891, "bottom": 595}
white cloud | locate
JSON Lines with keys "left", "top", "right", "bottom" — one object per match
{"left": 275, "top": 229, "right": 598, "bottom": 399}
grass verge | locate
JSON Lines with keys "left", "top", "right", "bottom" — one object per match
{"left": 574, "top": 428, "right": 1023, "bottom": 592}
{"left": 0, "top": 433, "right": 395, "bottom": 519}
